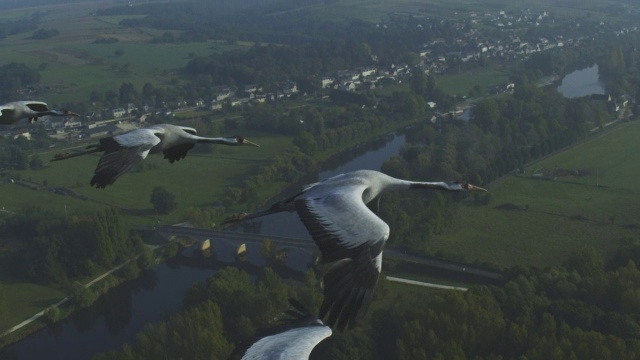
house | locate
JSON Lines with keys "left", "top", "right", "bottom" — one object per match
{"left": 210, "top": 100, "right": 223, "bottom": 111}
{"left": 244, "top": 84, "right": 258, "bottom": 93}
{"left": 340, "top": 81, "right": 357, "bottom": 92}
{"left": 125, "top": 103, "right": 136, "bottom": 114}
{"left": 359, "top": 67, "right": 376, "bottom": 77}
{"left": 216, "top": 88, "right": 232, "bottom": 101}
{"left": 321, "top": 77, "right": 335, "bottom": 88}
{"left": 111, "top": 108, "right": 126, "bottom": 118}
{"left": 64, "top": 119, "right": 83, "bottom": 129}
{"left": 253, "top": 95, "right": 267, "bottom": 103}
{"left": 282, "top": 81, "right": 298, "bottom": 93}
{"left": 13, "top": 129, "right": 31, "bottom": 140}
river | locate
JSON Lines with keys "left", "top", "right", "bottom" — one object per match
{"left": 556, "top": 64, "right": 605, "bottom": 98}
{"left": 1, "top": 132, "right": 407, "bottom": 360}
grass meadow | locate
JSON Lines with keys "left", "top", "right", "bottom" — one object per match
{"left": 5, "top": 130, "right": 293, "bottom": 224}
{"left": 438, "top": 68, "right": 510, "bottom": 97}
{"left": 0, "top": 1, "right": 249, "bottom": 105}
{"left": 429, "top": 121, "right": 640, "bottom": 268}
{"left": 0, "top": 249, "right": 66, "bottom": 332}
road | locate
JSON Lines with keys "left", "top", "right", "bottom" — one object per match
{"left": 386, "top": 276, "right": 468, "bottom": 291}
{"left": 0, "top": 245, "right": 159, "bottom": 337}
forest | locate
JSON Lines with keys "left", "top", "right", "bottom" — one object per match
{"left": 85, "top": 241, "right": 640, "bottom": 360}
{"left": 1, "top": 207, "right": 146, "bottom": 286}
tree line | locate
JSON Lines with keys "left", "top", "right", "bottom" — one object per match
{"left": 1, "top": 207, "right": 144, "bottom": 286}
{"left": 91, "top": 266, "right": 323, "bottom": 360}
{"left": 87, "top": 241, "right": 640, "bottom": 359}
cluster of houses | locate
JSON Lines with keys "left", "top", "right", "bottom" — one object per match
{"left": 3, "top": 7, "right": 638, "bottom": 142}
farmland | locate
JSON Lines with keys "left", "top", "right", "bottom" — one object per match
{"left": 0, "top": 1, "right": 250, "bottom": 104}
{"left": 428, "top": 121, "right": 640, "bottom": 268}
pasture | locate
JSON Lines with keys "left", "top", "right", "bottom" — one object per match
{"left": 0, "top": 248, "right": 66, "bottom": 334}
{"left": 0, "top": 0, "right": 248, "bottom": 105}
{"left": 428, "top": 121, "right": 640, "bottom": 268}
{"left": 438, "top": 68, "right": 510, "bottom": 97}
{"left": 3, "top": 130, "right": 293, "bottom": 225}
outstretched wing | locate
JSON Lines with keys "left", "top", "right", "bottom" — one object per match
{"left": 24, "top": 101, "right": 49, "bottom": 112}
{"left": 163, "top": 143, "right": 195, "bottom": 163}
{"left": 295, "top": 184, "right": 388, "bottom": 330}
{"left": 241, "top": 326, "right": 332, "bottom": 360}
{"left": 0, "top": 104, "right": 16, "bottom": 124}
{"left": 90, "top": 130, "right": 161, "bottom": 188}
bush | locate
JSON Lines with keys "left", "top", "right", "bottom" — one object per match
{"left": 43, "top": 305, "right": 62, "bottom": 323}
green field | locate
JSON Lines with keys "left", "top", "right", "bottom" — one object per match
{"left": 438, "top": 68, "right": 510, "bottom": 97}
{"left": 2, "top": 130, "right": 293, "bottom": 224}
{"left": 429, "top": 121, "right": 640, "bottom": 268}
{"left": 0, "top": 261, "right": 66, "bottom": 332}
{"left": 0, "top": 1, "right": 249, "bottom": 104}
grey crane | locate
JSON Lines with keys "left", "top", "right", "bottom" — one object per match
{"left": 234, "top": 298, "right": 332, "bottom": 360}
{"left": 0, "top": 101, "right": 78, "bottom": 124}
{"left": 51, "top": 123, "right": 259, "bottom": 188}
{"left": 224, "top": 169, "right": 486, "bottom": 330}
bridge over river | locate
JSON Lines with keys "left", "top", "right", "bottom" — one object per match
{"left": 138, "top": 225, "right": 504, "bottom": 285}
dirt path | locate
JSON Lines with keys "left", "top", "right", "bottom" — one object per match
{"left": 386, "top": 276, "right": 468, "bottom": 291}
{"left": 0, "top": 245, "right": 159, "bottom": 337}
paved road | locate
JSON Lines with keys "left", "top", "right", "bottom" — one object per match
{"left": 386, "top": 276, "right": 468, "bottom": 291}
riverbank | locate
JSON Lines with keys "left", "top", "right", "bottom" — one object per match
{"left": 0, "top": 113, "right": 423, "bottom": 350}
{"left": 0, "top": 242, "right": 180, "bottom": 350}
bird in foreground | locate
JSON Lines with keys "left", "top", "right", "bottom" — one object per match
{"left": 223, "top": 170, "right": 487, "bottom": 330}
{"left": 232, "top": 298, "right": 332, "bottom": 360}
{"left": 50, "top": 123, "right": 259, "bottom": 188}
{"left": 0, "top": 101, "right": 79, "bottom": 124}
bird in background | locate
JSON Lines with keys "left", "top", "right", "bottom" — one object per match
{"left": 231, "top": 298, "right": 332, "bottom": 360}
{"left": 0, "top": 101, "right": 79, "bottom": 125}
{"left": 223, "top": 169, "right": 487, "bottom": 330}
{"left": 50, "top": 123, "right": 259, "bottom": 188}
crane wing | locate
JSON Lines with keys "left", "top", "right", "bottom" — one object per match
{"left": 90, "top": 130, "right": 162, "bottom": 188}
{"left": 295, "top": 185, "right": 388, "bottom": 329}
{"left": 24, "top": 101, "right": 49, "bottom": 112}
{"left": 0, "top": 104, "right": 15, "bottom": 124}
{"left": 240, "top": 326, "right": 331, "bottom": 360}
{"left": 163, "top": 143, "right": 195, "bottom": 163}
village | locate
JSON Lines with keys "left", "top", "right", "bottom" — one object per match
{"left": 2, "top": 7, "right": 638, "bottom": 143}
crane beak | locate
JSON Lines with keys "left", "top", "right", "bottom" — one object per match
{"left": 242, "top": 139, "right": 260, "bottom": 147}
{"left": 465, "top": 183, "right": 488, "bottom": 192}
{"left": 68, "top": 111, "right": 80, "bottom": 117}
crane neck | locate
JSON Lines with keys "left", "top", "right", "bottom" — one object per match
{"left": 408, "top": 181, "right": 458, "bottom": 191}
{"left": 189, "top": 135, "right": 234, "bottom": 145}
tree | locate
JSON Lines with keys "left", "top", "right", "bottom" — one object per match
{"left": 44, "top": 305, "right": 62, "bottom": 323}
{"left": 150, "top": 186, "right": 177, "bottom": 214}
{"left": 118, "top": 82, "right": 137, "bottom": 105}
{"left": 70, "top": 282, "right": 96, "bottom": 307}
{"left": 292, "top": 131, "right": 317, "bottom": 155}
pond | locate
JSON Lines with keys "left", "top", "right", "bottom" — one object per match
{"left": 556, "top": 65, "right": 605, "bottom": 98}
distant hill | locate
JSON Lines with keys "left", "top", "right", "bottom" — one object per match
{"left": 0, "top": 0, "right": 86, "bottom": 10}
